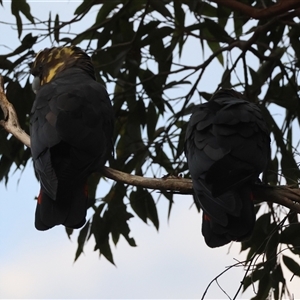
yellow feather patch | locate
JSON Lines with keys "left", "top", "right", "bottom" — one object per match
{"left": 42, "top": 61, "right": 64, "bottom": 85}
{"left": 32, "top": 46, "right": 93, "bottom": 86}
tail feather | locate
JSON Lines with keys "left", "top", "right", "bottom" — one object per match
{"left": 192, "top": 178, "right": 242, "bottom": 226}
{"left": 200, "top": 186, "right": 255, "bottom": 247}
{"left": 35, "top": 182, "right": 88, "bottom": 231}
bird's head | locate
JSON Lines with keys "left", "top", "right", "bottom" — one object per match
{"left": 31, "top": 46, "right": 95, "bottom": 93}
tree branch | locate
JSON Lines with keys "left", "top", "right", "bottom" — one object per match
{"left": 1, "top": 76, "right": 300, "bottom": 213}
{"left": 102, "top": 167, "right": 192, "bottom": 193}
{"left": 210, "top": 0, "right": 300, "bottom": 19}
{"left": 0, "top": 77, "right": 30, "bottom": 148}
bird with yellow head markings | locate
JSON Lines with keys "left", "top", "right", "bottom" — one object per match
{"left": 30, "top": 46, "right": 114, "bottom": 230}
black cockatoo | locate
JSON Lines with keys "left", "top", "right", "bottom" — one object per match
{"left": 30, "top": 46, "right": 114, "bottom": 231}
{"left": 184, "top": 89, "right": 270, "bottom": 247}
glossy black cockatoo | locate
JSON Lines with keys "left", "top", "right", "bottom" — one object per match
{"left": 184, "top": 89, "right": 270, "bottom": 247}
{"left": 30, "top": 46, "right": 114, "bottom": 231}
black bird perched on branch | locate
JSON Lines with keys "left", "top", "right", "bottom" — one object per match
{"left": 30, "top": 46, "right": 114, "bottom": 230}
{"left": 184, "top": 89, "right": 270, "bottom": 247}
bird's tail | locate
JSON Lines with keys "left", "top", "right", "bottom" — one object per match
{"left": 200, "top": 185, "right": 255, "bottom": 248}
{"left": 35, "top": 181, "right": 88, "bottom": 231}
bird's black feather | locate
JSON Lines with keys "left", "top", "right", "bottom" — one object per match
{"left": 30, "top": 48, "right": 114, "bottom": 230}
{"left": 184, "top": 89, "right": 270, "bottom": 247}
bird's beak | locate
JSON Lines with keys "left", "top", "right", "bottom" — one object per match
{"left": 32, "top": 76, "right": 41, "bottom": 94}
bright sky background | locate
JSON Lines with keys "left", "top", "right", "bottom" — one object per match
{"left": 1, "top": 1, "right": 300, "bottom": 299}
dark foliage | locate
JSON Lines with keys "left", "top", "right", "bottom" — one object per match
{"left": 1, "top": 0, "right": 300, "bottom": 298}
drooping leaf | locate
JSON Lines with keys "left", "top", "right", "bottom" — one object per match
{"left": 147, "top": 101, "right": 158, "bottom": 141}
{"left": 74, "top": 0, "right": 95, "bottom": 15}
{"left": 0, "top": 57, "right": 14, "bottom": 70}
{"left": 65, "top": 227, "right": 73, "bottom": 239}
{"left": 204, "top": 18, "right": 233, "bottom": 43}
{"left": 11, "top": 0, "right": 35, "bottom": 37}
{"left": 280, "top": 224, "right": 300, "bottom": 247}
{"left": 91, "top": 211, "right": 115, "bottom": 265}
{"left": 149, "top": 0, "right": 172, "bottom": 19}
{"left": 251, "top": 271, "right": 272, "bottom": 300}
{"left": 130, "top": 188, "right": 159, "bottom": 230}
{"left": 241, "top": 213, "right": 271, "bottom": 258}
{"left": 283, "top": 255, "right": 300, "bottom": 277}
{"left": 95, "top": 1, "right": 119, "bottom": 25}
{"left": 74, "top": 222, "right": 90, "bottom": 261}
{"left": 54, "top": 14, "right": 59, "bottom": 42}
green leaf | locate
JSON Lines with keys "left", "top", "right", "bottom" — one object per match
{"left": 272, "top": 264, "right": 285, "bottom": 286}
{"left": 152, "top": 143, "right": 173, "bottom": 173}
{"left": 11, "top": 1, "right": 22, "bottom": 37}
{"left": 110, "top": 49, "right": 129, "bottom": 77}
{"left": 104, "top": 184, "right": 136, "bottom": 248}
{"left": 65, "top": 227, "right": 73, "bottom": 239}
{"left": 149, "top": 36, "right": 165, "bottom": 63}
{"left": 257, "top": 47, "right": 285, "bottom": 83}
{"left": 130, "top": 190, "right": 147, "bottom": 223}
{"left": 204, "top": 18, "right": 233, "bottom": 43}
{"left": 149, "top": 0, "right": 172, "bottom": 18}
{"left": 95, "top": 1, "right": 119, "bottom": 25}
{"left": 283, "top": 255, "right": 300, "bottom": 277}
{"left": 72, "top": 30, "right": 101, "bottom": 46}
{"left": 97, "top": 237, "right": 115, "bottom": 265}
{"left": 5, "top": 33, "right": 38, "bottom": 60}
{"left": 145, "top": 191, "right": 159, "bottom": 230}
{"left": 289, "top": 26, "right": 300, "bottom": 60}
{"left": 141, "top": 26, "right": 173, "bottom": 47}
{"left": 74, "top": 0, "right": 94, "bottom": 15}
{"left": 251, "top": 272, "right": 272, "bottom": 300}
{"left": 200, "top": 24, "right": 224, "bottom": 66}
{"left": 86, "top": 173, "right": 102, "bottom": 208}
{"left": 280, "top": 224, "right": 300, "bottom": 246}
{"left": 174, "top": 1, "right": 185, "bottom": 28}
{"left": 206, "top": 40, "right": 223, "bottom": 66}
{"left": 139, "top": 68, "right": 165, "bottom": 113}
{"left": 241, "top": 213, "right": 271, "bottom": 257}
{"left": 216, "top": 4, "right": 231, "bottom": 28}
{"left": 248, "top": 66, "right": 262, "bottom": 92}
{"left": 54, "top": 14, "right": 59, "bottom": 42}
{"left": 176, "top": 121, "right": 187, "bottom": 159}
{"left": 130, "top": 188, "right": 159, "bottom": 230}
{"left": 233, "top": 11, "right": 245, "bottom": 38}
{"left": 137, "top": 96, "right": 146, "bottom": 128}
{"left": 11, "top": 0, "right": 34, "bottom": 37}
{"left": 91, "top": 212, "right": 115, "bottom": 265}
{"left": 109, "top": 205, "right": 136, "bottom": 247}
{"left": 243, "top": 268, "right": 265, "bottom": 292}
{"left": 281, "top": 149, "right": 300, "bottom": 184}
{"left": 266, "top": 156, "right": 279, "bottom": 185}
{"left": 161, "top": 191, "right": 173, "bottom": 220}
{"left": 265, "top": 224, "right": 279, "bottom": 261}
{"left": 270, "top": 24, "right": 285, "bottom": 49}
{"left": 0, "top": 56, "right": 14, "bottom": 70}
{"left": 74, "top": 222, "right": 90, "bottom": 261}
{"left": 194, "top": 2, "right": 217, "bottom": 17}
{"left": 147, "top": 101, "right": 158, "bottom": 140}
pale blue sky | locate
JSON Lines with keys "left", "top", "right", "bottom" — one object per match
{"left": 0, "top": 1, "right": 299, "bottom": 299}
